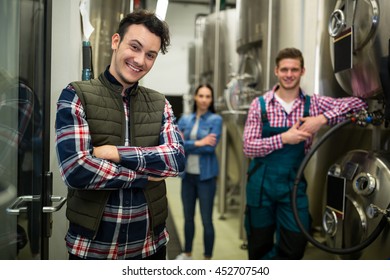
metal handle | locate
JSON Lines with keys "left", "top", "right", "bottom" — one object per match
{"left": 329, "top": 1, "right": 379, "bottom": 51}
{"left": 7, "top": 195, "right": 66, "bottom": 215}
{"left": 328, "top": 9, "right": 346, "bottom": 37}
{"left": 42, "top": 195, "right": 67, "bottom": 213}
{"left": 6, "top": 195, "right": 38, "bottom": 215}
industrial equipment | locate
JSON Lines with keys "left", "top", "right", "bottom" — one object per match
{"left": 293, "top": 0, "right": 390, "bottom": 259}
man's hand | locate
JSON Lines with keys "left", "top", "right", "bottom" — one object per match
{"left": 281, "top": 122, "right": 312, "bottom": 145}
{"left": 93, "top": 145, "right": 120, "bottom": 163}
{"left": 298, "top": 114, "right": 327, "bottom": 134}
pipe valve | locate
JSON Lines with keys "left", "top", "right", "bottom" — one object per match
{"left": 348, "top": 109, "right": 384, "bottom": 127}
{"left": 366, "top": 204, "right": 390, "bottom": 220}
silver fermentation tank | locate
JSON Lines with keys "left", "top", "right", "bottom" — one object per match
{"left": 321, "top": 0, "right": 390, "bottom": 259}
{"left": 88, "top": 0, "right": 131, "bottom": 76}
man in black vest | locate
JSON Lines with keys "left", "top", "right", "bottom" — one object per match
{"left": 55, "top": 10, "right": 185, "bottom": 260}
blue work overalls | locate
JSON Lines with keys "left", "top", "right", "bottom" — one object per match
{"left": 245, "top": 95, "right": 311, "bottom": 260}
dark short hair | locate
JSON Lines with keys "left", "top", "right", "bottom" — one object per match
{"left": 116, "top": 10, "right": 170, "bottom": 54}
{"left": 275, "top": 47, "right": 304, "bottom": 68}
{"left": 192, "top": 84, "right": 216, "bottom": 113}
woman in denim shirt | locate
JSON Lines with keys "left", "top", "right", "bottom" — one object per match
{"left": 176, "top": 84, "right": 223, "bottom": 260}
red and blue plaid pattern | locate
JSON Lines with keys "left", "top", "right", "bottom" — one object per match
{"left": 55, "top": 83, "right": 185, "bottom": 259}
{"left": 243, "top": 86, "right": 367, "bottom": 158}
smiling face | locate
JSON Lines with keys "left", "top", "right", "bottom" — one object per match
{"left": 274, "top": 58, "right": 305, "bottom": 91}
{"left": 109, "top": 24, "right": 161, "bottom": 88}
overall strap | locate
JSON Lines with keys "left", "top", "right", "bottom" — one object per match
{"left": 303, "top": 95, "right": 311, "bottom": 117}
{"left": 259, "top": 96, "right": 268, "bottom": 124}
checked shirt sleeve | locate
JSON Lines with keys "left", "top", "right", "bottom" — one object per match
{"left": 55, "top": 85, "right": 148, "bottom": 190}
{"left": 243, "top": 97, "right": 283, "bottom": 158}
{"left": 311, "top": 95, "right": 368, "bottom": 125}
{"left": 117, "top": 99, "right": 186, "bottom": 178}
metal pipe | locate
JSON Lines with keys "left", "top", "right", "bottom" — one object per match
{"left": 213, "top": 0, "right": 226, "bottom": 217}
{"left": 265, "top": 0, "right": 273, "bottom": 90}
{"left": 218, "top": 122, "right": 227, "bottom": 218}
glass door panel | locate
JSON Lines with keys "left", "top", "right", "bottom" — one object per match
{"left": 0, "top": 0, "right": 52, "bottom": 260}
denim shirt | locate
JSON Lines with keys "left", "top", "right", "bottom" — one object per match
{"left": 178, "top": 111, "right": 223, "bottom": 181}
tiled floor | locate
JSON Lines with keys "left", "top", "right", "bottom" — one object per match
{"left": 165, "top": 177, "right": 335, "bottom": 260}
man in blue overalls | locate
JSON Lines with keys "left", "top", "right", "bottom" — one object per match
{"left": 243, "top": 48, "right": 367, "bottom": 259}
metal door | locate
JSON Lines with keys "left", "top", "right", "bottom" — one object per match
{"left": 0, "top": 0, "right": 65, "bottom": 260}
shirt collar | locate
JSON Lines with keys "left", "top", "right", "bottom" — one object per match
{"left": 270, "top": 84, "right": 306, "bottom": 104}
{"left": 104, "top": 66, "right": 138, "bottom": 96}
{"left": 104, "top": 66, "right": 121, "bottom": 86}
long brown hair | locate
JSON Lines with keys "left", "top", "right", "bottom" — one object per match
{"left": 192, "top": 84, "right": 216, "bottom": 113}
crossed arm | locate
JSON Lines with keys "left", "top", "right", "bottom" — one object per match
{"left": 55, "top": 88, "right": 185, "bottom": 189}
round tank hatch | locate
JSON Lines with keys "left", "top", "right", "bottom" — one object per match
{"left": 329, "top": 0, "right": 382, "bottom": 98}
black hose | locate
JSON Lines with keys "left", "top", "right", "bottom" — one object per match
{"left": 292, "top": 118, "right": 388, "bottom": 255}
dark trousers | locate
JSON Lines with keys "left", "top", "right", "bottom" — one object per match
{"left": 181, "top": 174, "right": 216, "bottom": 257}
{"left": 68, "top": 245, "right": 167, "bottom": 260}
{"left": 247, "top": 225, "right": 308, "bottom": 260}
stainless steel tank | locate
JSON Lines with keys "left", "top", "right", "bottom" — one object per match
{"left": 229, "top": 0, "right": 265, "bottom": 111}
{"left": 325, "top": 150, "right": 390, "bottom": 259}
{"left": 201, "top": 9, "right": 239, "bottom": 111}
{"left": 328, "top": 0, "right": 390, "bottom": 99}
{"left": 197, "top": 9, "right": 248, "bottom": 224}
{"left": 186, "top": 14, "right": 208, "bottom": 115}
{"left": 88, "top": 0, "right": 131, "bottom": 75}
{"left": 320, "top": 0, "right": 390, "bottom": 258}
